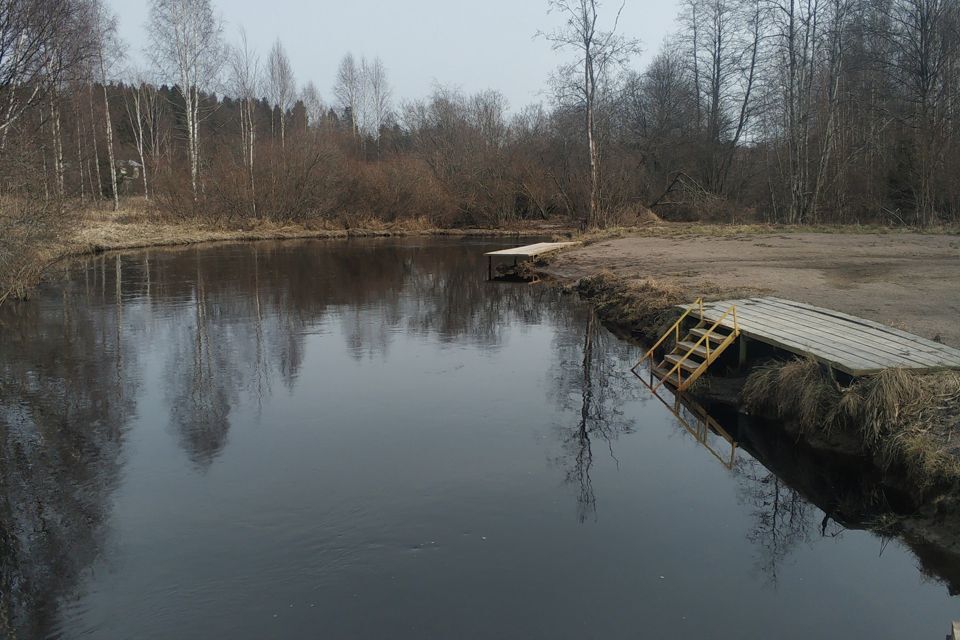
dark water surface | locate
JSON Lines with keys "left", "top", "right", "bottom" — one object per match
{"left": 1, "top": 238, "right": 956, "bottom": 639}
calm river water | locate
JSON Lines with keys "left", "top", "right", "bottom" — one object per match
{"left": 0, "top": 238, "right": 956, "bottom": 639}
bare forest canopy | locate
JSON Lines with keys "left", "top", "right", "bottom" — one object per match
{"left": 3, "top": 0, "right": 960, "bottom": 228}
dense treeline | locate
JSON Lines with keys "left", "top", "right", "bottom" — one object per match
{"left": 3, "top": 0, "right": 960, "bottom": 230}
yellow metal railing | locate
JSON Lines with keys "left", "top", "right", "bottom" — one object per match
{"left": 632, "top": 298, "right": 704, "bottom": 373}
{"left": 638, "top": 299, "right": 741, "bottom": 393}
{"left": 656, "top": 305, "right": 739, "bottom": 392}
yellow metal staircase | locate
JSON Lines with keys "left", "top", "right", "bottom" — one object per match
{"left": 632, "top": 298, "right": 741, "bottom": 392}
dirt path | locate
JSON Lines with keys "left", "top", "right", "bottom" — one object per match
{"left": 546, "top": 232, "right": 960, "bottom": 347}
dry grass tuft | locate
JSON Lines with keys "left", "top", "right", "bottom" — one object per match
{"left": 742, "top": 357, "right": 843, "bottom": 432}
{"left": 575, "top": 271, "right": 691, "bottom": 339}
{"left": 744, "top": 359, "right": 960, "bottom": 491}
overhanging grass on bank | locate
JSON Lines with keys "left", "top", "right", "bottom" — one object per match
{"left": 743, "top": 359, "right": 960, "bottom": 492}
{"left": 571, "top": 271, "right": 757, "bottom": 341}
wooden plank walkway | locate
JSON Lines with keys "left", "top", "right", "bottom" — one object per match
{"left": 484, "top": 242, "right": 579, "bottom": 259}
{"left": 485, "top": 242, "right": 580, "bottom": 279}
{"left": 682, "top": 296, "right": 960, "bottom": 376}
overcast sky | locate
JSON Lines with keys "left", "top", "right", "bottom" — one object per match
{"left": 107, "top": 0, "right": 683, "bottom": 110}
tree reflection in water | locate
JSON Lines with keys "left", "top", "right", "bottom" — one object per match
{"left": 736, "top": 459, "right": 813, "bottom": 587}
{"left": 0, "top": 255, "right": 137, "bottom": 637}
{"left": 1, "top": 238, "right": 958, "bottom": 638}
{"left": 551, "top": 311, "right": 641, "bottom": 522}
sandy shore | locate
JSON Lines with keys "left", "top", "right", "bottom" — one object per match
{"left": 544, "top": 231, "right": 960, "bottom": 346}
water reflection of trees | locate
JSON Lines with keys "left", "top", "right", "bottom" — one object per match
{"left": 735, "top": 458, "right": 813, "bottom": 586}
{"left": 0, "top": 256, "right": 137, "bottom": 637}
{"left": 132, "top": 239, "right": 555, "bottom": 467}
{"left": 549, "top": 308, "right": 642, "bottom": 522}
{"left": 728, "top": 410, "right": 960, "bottom": 593}
{"left": 0, "top": 238, "right": 569, "bottom": 634}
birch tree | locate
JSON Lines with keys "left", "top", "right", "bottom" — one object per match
{"left": 148, "top": 0, "right": 223, "bottom": 198}
{"left": 228, "top": 28, "right": 260, "bottom": 215}
{"left": 123, "top": 72, "right": 153, "bottom": 200}
{"left": 364, "top": 56, "right": 391, "bottom": 144}
{"left": 333, "top": 52, "right": 362, "bottom": 138}
{"left": 765, "top": 0, "right": 850, "bottom": 223}
{"left": 300, "top": 80, "right": 325, "bottom": 129}
{"left": 88, "top": 0, "right": 122, "bottom": 210}
{"left": 680, "top": 0, "right": 764, "bottom": 193}
{"left": 0, "top": 0, "right": 77, "bottom": 150}
{"left": 266, "top": 37, "right": 294, "bottom": 147}
{"left": 542, "top": 0, "right": 640, "bottom": 227}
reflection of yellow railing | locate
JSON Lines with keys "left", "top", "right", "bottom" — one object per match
{"left": 634, "top": 369, "right": 738, "bottom": 469}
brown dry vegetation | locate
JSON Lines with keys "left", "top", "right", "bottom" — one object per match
{"left": 0, "top": 199, "right": 568, "bottom": 303}
{"left": 568, "top": 270, "right": 761, "bottom": 342}
{"left": 743, "top": 359, "right": 960, "bottom": 494}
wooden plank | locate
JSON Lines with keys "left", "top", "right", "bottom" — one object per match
{"left": 682, "top": 297, "right": 960, "bottom": 374}
{"left": 765, "top": 296, "right": 960, "bottom": 359}
{"left": 704, "top": 305, "right": 911, "bottom": 370}
{"left": 686, "top": 298, "right": 951, "bottom": 366}
{"left": 689, "top": 305, "right": 894, "bottom": 373}
{"left": 721, "top": 299, "right": 948, "bottom": 368}
{"left": 484, "top": 242, "right": 579, "bottom": 258}
{"left": 664, "top": 353, "right": 703, "bottom": 372}
{"left": 763, "top": 299, "right": 960, "bottom": 366}
{"left": 693, "top": 302, "right": 897, "bottom": 367}
{"left": 677, "top": 340, "right": 710, "bottom": 358}
{"left": 719, "top": 298, "right": 960, "bottom": 368}
{"left": 724, "top": 316, "right": 897, "bottom": 375}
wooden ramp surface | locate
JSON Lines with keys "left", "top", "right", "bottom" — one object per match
{"left": 682, "top": 296, "right": 960, "bottom": 376}
{"left": 485, "top": 242, "right": 579, "bottom": 258}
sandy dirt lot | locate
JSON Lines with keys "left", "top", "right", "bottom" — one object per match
{"left": 546, "top": 232, "right": 960, "bottom": 347}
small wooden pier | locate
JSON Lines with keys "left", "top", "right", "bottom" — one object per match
{"left": 682, "top": 296, "right": 960, "bottom": 376}
{"left": 485, "top": 242, "right": 579, "bottom": 279}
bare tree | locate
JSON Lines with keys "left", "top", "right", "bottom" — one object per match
{"left": 679, "top": 0, "right": 764, "bottom": 194}
{"left": 228, "top": 28, "right": 260, "bottom": 215}
{"left": 300, "top": 80, "right": 325, "bottom": 130}
{"left": 542, "top": 0, "right": 640, "bottom": 227}
{"left": 333, "top": 52, "right": 362, "bottom": 138}
{"left": 0, "top": 0, "right": 81, "bottom": 149}
{"left": 364, "top": 56, "right": 391, "bottom": 145}
{"left": 883, "top": 0, "right": 959, "bottom": 225}
{"left": 266, "top": 37, "right": 294, "bottom": 148}
{"left": 148, "top": 0, "right": 223, "bottom": 198}
{"left": 123, "top": 71, "right": 153, "bottom": 200}
{"left": 88, "top": 0, "right": 123, "bottom": 210}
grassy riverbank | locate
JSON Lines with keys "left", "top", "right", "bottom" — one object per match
{"left": 0, "top": 203, "right": 568, "bottom": 304}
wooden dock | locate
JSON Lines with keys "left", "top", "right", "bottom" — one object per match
{"left": 681, "top": 296, "right": 960, "bottom": 376}
{"left": 485, "top": 242, "right": 579, "bottom": 279}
